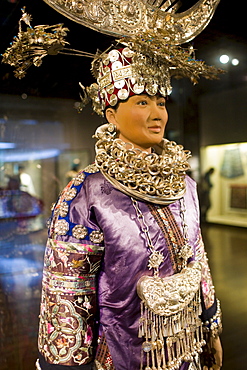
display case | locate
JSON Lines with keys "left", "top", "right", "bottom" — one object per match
{"left": 200, "top": 142, "right": 247, "bottom": 227}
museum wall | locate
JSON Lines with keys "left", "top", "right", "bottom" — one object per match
{"left": 199, "top": 86, "right": 247, "bottom": 227}
{"left": 199, "top": 85, "right": 247, "bottom": 146}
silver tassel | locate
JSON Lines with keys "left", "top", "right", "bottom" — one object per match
{"left": 139, "top": 289, "right": 204, "bottom": 370}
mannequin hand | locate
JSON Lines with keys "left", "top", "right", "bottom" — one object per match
{"left": 203, "top": 336, "right": 223, "bottom": 370}
{"left": 212, "top": 336, "right": 223, "bottom": 369}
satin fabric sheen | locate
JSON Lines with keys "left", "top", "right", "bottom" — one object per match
{"left": 55, "top": 172, "right": 200, "bottom": 370}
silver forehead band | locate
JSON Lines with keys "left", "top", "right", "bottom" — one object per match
{"left": 98, "top": 65, "right": 133, "bottom": 89}
{"left": 95, "top": 48, "right": 172, "bottom": 109}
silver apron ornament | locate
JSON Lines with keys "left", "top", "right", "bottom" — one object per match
{"left": 132, "top": 198, "right": 206, "bottom": 370}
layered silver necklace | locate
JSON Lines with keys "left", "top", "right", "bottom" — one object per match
{"left": 94, "top": 123, "right": 191, "bottom": 205}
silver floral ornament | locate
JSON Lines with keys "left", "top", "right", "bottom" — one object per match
{"left": 73, "top": 172, "right": 85, "bottom": 186}
{"left": 72, "top": 225, "right": 88, "bottom": 239}
{"left": 148, "top": 251, "right": 164, "bottom": 270}
{"left": 59, "top": 202, "right": 69, "bottom": 217}
{"left": 89, "top": 230, "right": 104, "bottom": 244}
{"left": 64, "top": 187, "right": 77, "bottom": 201}
{"left": 54, "top": 219, "right": 69, "bottom": 235}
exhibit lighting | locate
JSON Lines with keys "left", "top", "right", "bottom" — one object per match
{"left": 0, "top": 142, "right": 16, "bottom": 149}
{"left": 219, "top": 54, "right": 230, "bottom": 64}
{"left": 232, "top": 58, "right": 239, "bottom": 66}
{"left": 219, "top": 55, "right": 240, "bottom": 66}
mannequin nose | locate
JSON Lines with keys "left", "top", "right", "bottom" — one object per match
{"left": 150, "top": 102, "right": 165, "bottom": 120}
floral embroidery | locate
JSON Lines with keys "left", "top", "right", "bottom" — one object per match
{"left": 83, "top": 296, "right": 93, "bottom": 310}
{"left": 100, "top": 180, "right": 113, "bottom": 195}
{"left": 39, "top": 296, "right": 93, "bottom": 364}
{"left": 38, "top": 238, "right": 104, "bottom": 366}
{"left": 47, "top": 323, "right": 55, "bottom": 334}
{"left": 71, "top": 259, "right": 84, "bottom": 269}
{"left": 201, "top": 280, "right": 210, "bottom": 295}
{"left": 57, "top": 249, "right": 69, "bottom": 267}
{"left": 84, "top": 325, "right": 93, "bottom": 345}
{"left": 56, "top": 337, "right": 68, "bottom": 349}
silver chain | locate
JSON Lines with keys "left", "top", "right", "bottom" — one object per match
{"left": 131, "top": 197, "right": 165, "bottom": 276}
{"left": 131, "top": 196, "right": 194, "bottom": 274}
{"left": 131, "top": 197, "right": 155, "bottom": 252}
{"left": 179, "top": 197, "right": 194, "bottom": 268}
{"left": 179, "top": 197, "right": 190, "bottom": 243}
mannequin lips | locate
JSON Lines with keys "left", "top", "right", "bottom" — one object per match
{"left": 148, "top": 125, "right": 161, "bottom": 133}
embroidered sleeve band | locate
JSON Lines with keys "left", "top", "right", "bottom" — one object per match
{"left": 38, "top": 238, "right": 104, "bottom": 366}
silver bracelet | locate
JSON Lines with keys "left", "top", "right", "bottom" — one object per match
{"left": 203, "top": 299, "right": 223, "bottom": 338}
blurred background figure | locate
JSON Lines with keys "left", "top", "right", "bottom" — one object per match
{"left": 65, "top": 159, "right": 81, "bottom": 182}
{"left": 18, "top": 165, "right": 36, "bottom": 196}
{"left": 6, "top": 174, "right": 20, "bottom": 191}
{"left": 198, "top": 167, "right": 215, "bottom": 223}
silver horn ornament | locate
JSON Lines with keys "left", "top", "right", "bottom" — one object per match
{"left": 43, "top": 0, "right": 221, "bottom": 44}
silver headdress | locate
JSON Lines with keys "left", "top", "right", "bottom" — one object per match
{"left": 1, "top": 7, "right": 94, "bottom": 79}
{"left": 42, "top": 0, "right": 220, "bottom": 44}
{"left": 87, "top": 30, "right": 223, "bottom": 115}
{"left": 2, "top": 1, "right": 223, "bottom": 115}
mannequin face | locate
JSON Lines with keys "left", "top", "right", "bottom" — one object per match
{"left": 106, "top": 94, "right": 168, "bottom": 153}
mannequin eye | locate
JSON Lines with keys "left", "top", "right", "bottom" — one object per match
{"left": 157, "top": 100, "right": 166, "bottom": 107}
{"left": 137, "top": 100, "right": 147, "bottom": 106}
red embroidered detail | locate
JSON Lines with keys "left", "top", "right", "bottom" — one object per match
{"left": 95, "top": 333, "right": 115, "bottom": 370}
{"left": 148, "top": 204, "right": 186, "bottom": 273}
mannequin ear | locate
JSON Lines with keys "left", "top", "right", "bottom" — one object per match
{"left": 105, "top": 107, "right": 117, "bottom": 126}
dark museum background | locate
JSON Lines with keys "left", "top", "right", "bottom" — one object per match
{"left": 0, "top": 1, "right": 247, "bottom": 369}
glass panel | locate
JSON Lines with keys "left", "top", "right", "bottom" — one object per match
{"left": 0, "top": 93, "right": 101, "bottom": 369}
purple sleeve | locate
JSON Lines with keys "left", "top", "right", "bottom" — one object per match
{"left": 38, "top": 169, "right": 104, "bottom": 367}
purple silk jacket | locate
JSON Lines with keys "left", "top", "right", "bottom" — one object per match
{"left": 38, "top": 166, "right": 216, "bottom": 370}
